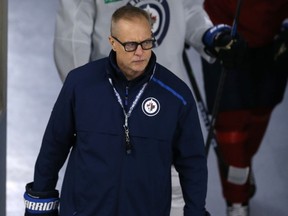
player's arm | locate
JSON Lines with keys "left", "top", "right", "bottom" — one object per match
{"left": 173, "top": 91, "right": 209, "bottom": 215}
{"left": 23, "top": 74, "right": 77, "bottom": 215}
{"left": 183, "top": 0, "right": 247, "bottom": 68}
{"left": 54, "top": 0, "right": 96, "bottom": 81}
{"left": 183, "top": 0, "right": 214, "bottom": 62}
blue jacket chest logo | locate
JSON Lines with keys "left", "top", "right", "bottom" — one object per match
{"left": 142, "top": 97, "right": 160, "bottom": 117}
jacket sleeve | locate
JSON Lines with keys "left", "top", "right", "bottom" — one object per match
{"left": 183, "top": 0, "right": 215, "bottom": 63}
{"left": 173, "top": 92, "right": 208, "bottom": 216}
{"left": 53, "top": 0, "right": 96, "bottom": 81}
{"left": 33, "top": 74, "right": 76, "bottom": 191}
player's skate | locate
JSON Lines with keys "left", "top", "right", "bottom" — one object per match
{"left": 227, "top": 203, "right": 249, "bottom": 216}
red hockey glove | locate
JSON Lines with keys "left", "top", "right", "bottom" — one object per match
{"left": 203, "top": 24, "right": 247, "bottom": 69}
{"left": 24, "top": 182, "right": 59, "bottom": 216}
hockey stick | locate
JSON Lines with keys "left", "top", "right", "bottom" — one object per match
{"left": 204, "top": 0, "right": 244, "bottom": 154}
{"left": 231, "top": 0, "right": 243, "bottom": 38}
{"left": 182, "top": 46, "right": 211, "bottom": 136}
{"left": 182, "top": 47, "right": 226, "bottom": 167}
{"left": 204, "top": 64, "right": 227, "bottom": 155}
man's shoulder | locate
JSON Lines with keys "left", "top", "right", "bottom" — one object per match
{"left": 153, "top": 63, "right": 194, "bottom": 103}
{"left": 75, "top": 57, "right": 108, "bottom": 73}
{"left": 68, "top": 58, "right": 108, "bottom": 79}
{"left": 155, "top": 63, "right": 190, "bottom": 90}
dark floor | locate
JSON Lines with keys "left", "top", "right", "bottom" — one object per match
{"left": 6, "top": 0, "right": 288, "bottom": 215}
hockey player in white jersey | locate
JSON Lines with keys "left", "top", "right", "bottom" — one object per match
{"left": 54, "top": 0, "right": 215, "bottom": 83}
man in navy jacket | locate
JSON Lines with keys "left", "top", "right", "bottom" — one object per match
{"left": 24, "top": 5, "right": 209, "bottom": 216}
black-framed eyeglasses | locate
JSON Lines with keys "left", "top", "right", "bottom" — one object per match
{"left": 111, "top": 36, "right": 156, "bottom": 52}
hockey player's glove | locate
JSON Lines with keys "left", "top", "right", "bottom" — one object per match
{"left": 24, "top": 182, "right": 59, "bottom": 216}
{"left": 274, "top": 18, "right": 288, "bottom": 63}
{"left": 203, "top": 24, "right": 247, "bottom": 69}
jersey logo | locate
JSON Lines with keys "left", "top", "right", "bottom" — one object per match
{"left": 128, "top": 0, "right": 170, "bottom": 46}
{"left": 142, "top": 97, "right": 160, "bottom": 117}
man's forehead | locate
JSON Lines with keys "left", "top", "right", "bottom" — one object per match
{"left": 114, "top": 18, "right": 152, "bottom": 37}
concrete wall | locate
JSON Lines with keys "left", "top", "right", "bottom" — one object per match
{"left": 0, "top": 0, "right": 7, "bottom": 215}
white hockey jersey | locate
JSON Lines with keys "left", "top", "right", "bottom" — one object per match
{"left": 54, "top": 0, "right": 213, "bottom": 83}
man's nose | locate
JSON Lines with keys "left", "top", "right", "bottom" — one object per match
{"left": 134, "top": 44, "right": 144, "bottom": 54}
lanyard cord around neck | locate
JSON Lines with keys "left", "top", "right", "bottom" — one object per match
{"left": 108, "top": 65, "right": 156, "bottom": 154}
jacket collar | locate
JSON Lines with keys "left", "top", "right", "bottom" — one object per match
{"left": 106, "top": 50, "right": 157, "bottom": 86}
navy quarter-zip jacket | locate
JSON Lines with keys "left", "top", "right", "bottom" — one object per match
{"left": 33, "top": 51, "right": 208, "bottom": 216}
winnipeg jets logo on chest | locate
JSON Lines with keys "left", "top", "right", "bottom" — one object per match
{"left": 142, "top": 97, "right": 160, "bottom": 116}
{"left": 128, "top": 0, "right": 170, "bottom": 46}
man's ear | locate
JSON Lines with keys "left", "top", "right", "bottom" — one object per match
{"left": 108, "top": 36, "right": 116, "bottom": 51}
